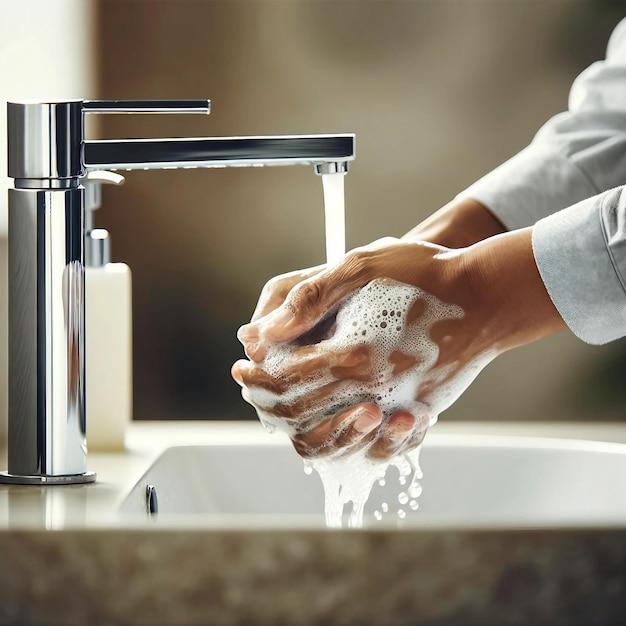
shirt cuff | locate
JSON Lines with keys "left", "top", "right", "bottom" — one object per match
{"left": 532, "top": 193, "right": 626, "bottom": 345}
{"left": 456, "top": 144, "right": 598, "bottom": 231}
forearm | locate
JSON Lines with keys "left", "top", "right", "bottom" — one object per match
{"left": 402, "top": 198, "right": 507, "bottom": 248}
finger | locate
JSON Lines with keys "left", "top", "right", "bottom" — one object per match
{"left": 239, "top": 345, "right": 373, "bottom": 411}
{"left": 243, "top": 339, "right": 268, "bottom": 363}
{"left": 334, "top": 402, "right": 383, "bottom": 448}
{"left": 396, "top": 427, "right": 429, "bottom": 456}
{"left": 259, "top": 253, "right": 376, "bottom": 343}
{"left": 270, "top": 379, "right": 345, "bottom": 419}
{"left": 235, "top": 352, "right": 356, "bottom": 405}
{"left": 368, "top": 405, "right": 431, "bottom": 461}
{"left": 367, "top": 410, "right": 418, "bottom": 461}
{"left": 292, "top": 403, "right": 383, "bottom": 458}
{"left": 244, "top": 341, "right": 268, "bottom": 362}
{"left": 251, "top": 266, "right": 325, "bottom": 322}
{"left": 236, "top": 323, "right": 263, "bottom": 360}
{"left": 236, "top": 267, "right": 325, "bottom": 360}
{"left": 238, "top": 271, "right": 326, "bottom": 363}
{"left": 237, "top": 324, "right": 260, "bottom": 345}
{"left": 237, "top": 323, "right": 272, "bottom": 363}
{"left": 270, "top": 344, "right": 373, "bottom": 392}
{"left": 231, "top": 359, "right": 247, "bottom": 386}
{"left": 234, "top": 360, "right": 289, "bottom": 395}
{"left": 387, "top": 411, "right": 418, "bottom": 443}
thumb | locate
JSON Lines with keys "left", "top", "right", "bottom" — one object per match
{"left": 250, "top": 265, "right": 325, "bottom": 323}
{"left": 259, "top": 254, "right": 372, "bottom": 343}
{"left": 256, "top": 237, "right": 409, "bottom": 344}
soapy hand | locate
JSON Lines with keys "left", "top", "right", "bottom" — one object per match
{"left": 241, "top": 198, "right": 506, "bottom": 363}
{"left": 232, "top": 210, "right": 565, "bottom": 461}
{"left": 233, "top": 238, "right": 486, "bottom": 460}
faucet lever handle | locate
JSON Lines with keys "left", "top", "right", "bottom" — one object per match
{"left": 83, "top": 170, "right": 125, "bottom": 214}
{"left": 82, "top": 99, "right": 211, "bottom": 115}
{"left": 85, "top": 171, "right": 126, "bottom": 186}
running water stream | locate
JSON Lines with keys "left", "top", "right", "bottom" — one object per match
{"left": 308, "top": 172, "right": 426, "bottom": 528}
{"left": 321, "top": 173, "right": 346, "bottom": 266}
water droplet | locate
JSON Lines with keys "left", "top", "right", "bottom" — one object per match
{"left": 303, "top": 460, "right": 313, "bottom": 475}
{"left": 409, "top": 483, "right": 422, "bottom": 498}
{"left": 399, "top": 476, "right": 407, "bottom": 486}
{"left": 374, "top": 510, "right": 382, "bottom": 521}
{"left": 378, "top": 478, "right": 386, "bottom": 487}
{"left": 381, "top": 502, "right": 389, "bottom": 513}
{"left": 398, "top": 492, "right": 409, "bottom": 505}
{"left": 409, "top": 500, "right": 419, "bottom": 510}
{"left": 397, "top": 509, "right": 406, "bottom": 519}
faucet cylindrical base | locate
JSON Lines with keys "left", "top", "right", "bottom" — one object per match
{"left": 6, "top": 187, "right": 88, "bottom": 480}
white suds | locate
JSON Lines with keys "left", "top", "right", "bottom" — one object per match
{"left": 248, "top": 280, "right": 495, "bottom": 527}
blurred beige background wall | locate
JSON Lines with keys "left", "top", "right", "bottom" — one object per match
{"left": 96, "top": 0, "right": 626, "bottom": 423}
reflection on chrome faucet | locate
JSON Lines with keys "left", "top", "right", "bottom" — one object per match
{"left": 63, "top": 260, "right": 86, "bottom": 454}
{"left": 0, "top": 99, "right": 355, "bottom": 485}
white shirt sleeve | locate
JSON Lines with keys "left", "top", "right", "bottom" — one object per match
{"left": 456, "top": 18, "right": 626, "bottom": 345}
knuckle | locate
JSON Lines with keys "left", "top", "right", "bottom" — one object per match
{"left": 290, "top": 279, "right": 323, "bottom": 312}
{"left": 340, "top": 249, "right": 379, "bottom": 284}
{"left": 267, "top": 273, "right": 289, "bottom": 292}
{"left": 261, "top": 270, "right": 296, "bottom": 296}
{"left": 344, "top": 249, "right": 370, "bottom": 272}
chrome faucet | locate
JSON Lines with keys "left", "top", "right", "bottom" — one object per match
{"left": 0, "top": 99, "right": 355, "bottom": 485}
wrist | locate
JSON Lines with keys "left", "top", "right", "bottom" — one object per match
{"left": 459, "top": 227, "right": 567, "bottom": 352}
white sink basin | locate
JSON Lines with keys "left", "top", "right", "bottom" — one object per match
{"left": 118, "top": 433, "right": 626, "bottom": 528}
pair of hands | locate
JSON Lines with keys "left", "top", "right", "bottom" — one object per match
{"left": 232, "top": 199, "right": 565, "bottom": 461}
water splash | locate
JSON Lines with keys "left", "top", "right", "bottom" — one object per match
{"left": 306, "top": 445, "right": 424, "bottom": 528}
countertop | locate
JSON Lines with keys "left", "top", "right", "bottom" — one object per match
{"left": 5, "top": 419, "right": 626, "bottom": 529}
{"left": 1, "top": 420, "right": 283, "bottom": 530}
{"left": 2, "top": 420, "right": 626, "bottom": 626}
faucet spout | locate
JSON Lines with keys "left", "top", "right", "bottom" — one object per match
{"left": 84, "top": 134, "right": 355, "bottom": 172}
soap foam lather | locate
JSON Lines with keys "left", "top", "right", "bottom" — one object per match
{"left": 250, "top": 280, "right": 496, "bottom": 527}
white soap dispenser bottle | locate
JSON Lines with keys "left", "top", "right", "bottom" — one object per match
{"left": 84, "top": 173, "right": 133, "bottom": 451}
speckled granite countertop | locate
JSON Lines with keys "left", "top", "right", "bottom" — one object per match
{"left": 2, "top": 421, "right": 626, "bottom": 625}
